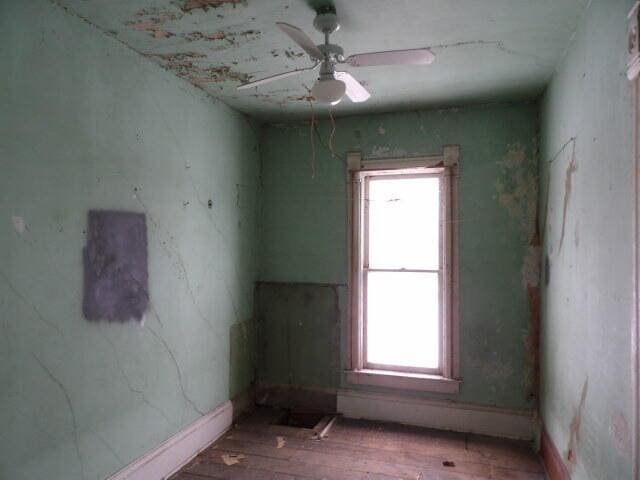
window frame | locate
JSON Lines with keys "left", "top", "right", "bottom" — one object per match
{"left": 346, "top": 147, "right": 460, "bottom": 393}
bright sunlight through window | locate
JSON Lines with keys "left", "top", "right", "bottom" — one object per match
{"left": 349, "top": 149, "right": 459, "bottom": 391}
{"left": 365, "top": 176, "right": 441, "bottom": 370}
{"left": 350, "top": 157, "right": 458, "bottom": 382}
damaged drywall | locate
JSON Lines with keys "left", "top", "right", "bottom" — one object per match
{"left": 495, "top": 143, "right": 538, "bottom": 242}
{"left": 494, "top": 142, "right": 541, "bottom": 399}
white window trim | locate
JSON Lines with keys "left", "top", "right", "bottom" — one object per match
{"left": 346, "top": 146, "right": 461, "bottom": 394}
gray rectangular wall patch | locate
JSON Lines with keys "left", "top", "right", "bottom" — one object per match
{"left": 82, "top": 210, "right": 149, "bottom": 322}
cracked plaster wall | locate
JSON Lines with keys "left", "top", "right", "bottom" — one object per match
{"left": 0, "top": 1, "right": 260, "bottom": 479}
{"left": 258, "top": 103, "right": 539, "bottom": 410}
{"left": 539, "top": 0, "right": 635, "bottom": 478}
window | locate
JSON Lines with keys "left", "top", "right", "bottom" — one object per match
{"left": 347, "top": 148, "right": 460, "bottom": 393}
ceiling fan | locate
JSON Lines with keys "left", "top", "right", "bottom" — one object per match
{"left": 237, "top": 5, "right": 435, "bottom": 105}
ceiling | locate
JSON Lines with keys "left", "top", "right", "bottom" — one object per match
{"left": 59, "top": 0, "right": 589, "bottom": 121}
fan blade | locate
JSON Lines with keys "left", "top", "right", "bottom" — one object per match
{"left": 276, "top": 22, "right": 323, "bottom": 60}
{"left": 335, "top": 71, "right": 370, "bottom": 103}
{"left": 237, "top": 64, "right": 318, "bottom": 90}
{"left": 345, "top": 48, "right": 435, "bottom": 67}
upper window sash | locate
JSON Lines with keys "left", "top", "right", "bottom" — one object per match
{"left": 363, "top": 172, "right": 443, "bottom": 272}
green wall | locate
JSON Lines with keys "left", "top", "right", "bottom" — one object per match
{"left": 539, "top": 0, "right": 635, "bottom": 478}
{"left": 259, "top": 103, "right": 540, "bottom": 410}
{"left": 0, "top": 1, "right": 259, "bottom": 479}
{"left": 6, "top": 0, "right": 633, "bottom": 477}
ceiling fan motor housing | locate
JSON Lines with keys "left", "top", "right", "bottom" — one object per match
{"left": 313, "top": 6, "right": 340, "bottom": 34}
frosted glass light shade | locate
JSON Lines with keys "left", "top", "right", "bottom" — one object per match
{"left": 311, "top": 78, "right": 346, "bottom": 105}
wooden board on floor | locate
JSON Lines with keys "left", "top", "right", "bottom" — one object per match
{"left": 171, "top": 407, "right": 545, "bottom": 480}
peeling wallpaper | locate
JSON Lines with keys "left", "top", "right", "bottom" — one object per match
{"left": 0, "top": 1, "right": 260, "bottom": 478}
{"left": 258, "top": 103, "right": 540, "bottom": 409}
{"left": 539, "top": 0, "right": 635, "bottom": 478}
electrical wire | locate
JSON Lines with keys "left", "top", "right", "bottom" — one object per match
{"left": 329, "top": 104, "right": 336, "bottom": 159}
{"left": 308, "top": 99, "right": 316, "bottom": 179}
{"left": 312, "top": 119, "right": 346, "bottom": 166}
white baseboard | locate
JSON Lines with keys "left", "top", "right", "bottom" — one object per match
{"left": 108, "top": 400, "right": 233, "bottom": 480}
{"left": 337, "top": 390, "right": 534, "bottom": 440}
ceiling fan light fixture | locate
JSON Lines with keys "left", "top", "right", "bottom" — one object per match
{"left": 311, "top": 77, "right": 346, "bottom": 105}
{"left": 237, "top": 10, "right": 437, "bottom": 105}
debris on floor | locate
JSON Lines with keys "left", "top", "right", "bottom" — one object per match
{"left": 221, "top": 453, "right": 245, "bottom": 466}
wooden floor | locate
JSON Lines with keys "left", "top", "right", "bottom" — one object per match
{"left": 172, "top": 407, "right": 546, "bottom": 480}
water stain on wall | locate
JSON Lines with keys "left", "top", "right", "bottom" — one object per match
{"left": 565, "top": 379, "right": 588, "bottom": 472}
{"left": 525, "top": 280, "right": 541, "bottom": 399}
{"left": 494, "top": 143, "right": 540, "bottom": 399}
{"left": 558, "top": 145, "right": 577, "bottom": 253}
{"left": 611, "top": 411, "right": 632, "bottom": 459}
{"left": 495, "top": 143, "right": 538, "bottom": 241}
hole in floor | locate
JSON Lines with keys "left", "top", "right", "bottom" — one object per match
{"left": 276, "top": 411, "right": 326, "bottom": 429}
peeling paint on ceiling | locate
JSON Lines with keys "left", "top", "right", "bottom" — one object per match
{"left": 57, "top": 0, "right": 589, "bottom": 120}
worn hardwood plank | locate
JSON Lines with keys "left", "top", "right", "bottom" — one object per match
{"left": 332, "top": 419, "right": 542, "bottom": 471}
{"left": 222, "top": 429, "right": 544, "bottom": 480}
{"left": 233, "top": 418, "right": 543, "bottom": 474}
{"left": 188, "top": 447, "right": 402, "bottom": 480}
{"left": 175, "top": 462, "right": 304, "bottom": 479}
{"left": 174, "top": 408, "right": 545, "bottom": 480}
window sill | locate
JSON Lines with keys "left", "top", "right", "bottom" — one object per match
{"left": 345, "top": 369, "right": 461, "bottom": 394}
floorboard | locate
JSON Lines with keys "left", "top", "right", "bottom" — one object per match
{"left": 171, "top": 407, "right": 545, "bottom": 480}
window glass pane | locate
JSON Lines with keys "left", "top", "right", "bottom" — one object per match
{"left": 368, "top": 176, "right": 440, "bottom": 270}
{"left": 366, "top": 271, "right": 439, "bottom": 369}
